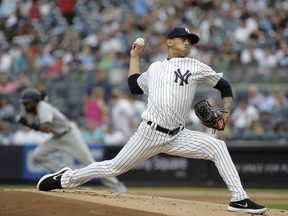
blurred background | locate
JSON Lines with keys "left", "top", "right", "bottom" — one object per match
{"left": 0, "top": 0, "right": 288, "bottom": 187}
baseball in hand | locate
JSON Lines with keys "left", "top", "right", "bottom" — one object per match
{"left": 135, "top": 38, "right": 146, "bottom": 47}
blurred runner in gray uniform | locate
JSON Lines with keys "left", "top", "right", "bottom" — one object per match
{"left": 16, "top": 88, "right": 127, "bottom": 192}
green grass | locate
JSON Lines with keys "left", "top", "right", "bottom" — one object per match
{"left": 264, "top": 203, "right": 288, "bottom": 210}
{"left": 126, "top": 186, "right": 288, "bottom": 194}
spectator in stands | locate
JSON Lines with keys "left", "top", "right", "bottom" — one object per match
{"left": 38, "top": 0, "right": 53, "bottom": 18}
{"left": 78, "top": 45, "right": 96, "bottom": 71}
{"left": 0, "top": 73, "right": 20, "bottom": 95}
{"left": 18, "top": 0, "right": 33, "bottom": 18}
{"left": 83, "top": 87, "right": 108, "bottom": 127}
{"left": 109, "top": 89, "right": 134, "bottom": 139}
{"left": 29, "top": 0, "right": 41, "bottom": 21}
{"left": 86, "top": 69, "right": 112, "bottom": 103}
{"left": 82, "top": 120, "right": 104, "bottom": 145}
{"left": 34, "top": 44, "right": 55, "bottom": 71}
{"left": 14, "top": 72, "right": 33, "bottom": 92}
{"left": 9, "top": 43, "right": 29, "bottom": 74}
{"left": 0, "top": 121, "right": 14, "bottom": 145}
{"left": 258, "top": 111, "right": 274, "bottom": 135}
{"left": 128, "top": 94, "right": 146, "bottom": 131}
{"left": 0, "top": 0, "right": 19, "bottom": 18}
{"left": 230, "top": 97, "right": 259, "bottom": 136}
{"left": 99, "top": 33, "right": 125, "bottom": 56}
{"left": 58, "top": 0, "right": 76, "bottom": 26}
{"left": 225, "top": 51, "right": 242, "bottom": 81}
{"left": 243, "top": 120, "right": 264, "bottom": 140}
{"left": 103, "top": 123, "right": 127, "bottom": 146}
{"left": 133, "top": 0, "right": 151, "bottom": 17}
{"left": 273, "top": 120, "right": 288, "bottom": 140}
{"left": 199, "top": 11, "right": 223, "bottom": 45}
{"left": 247, "top": 84, "right": 265, "bottom": 110}
{"left": 0, "top": 48, "right": 12, "bottom": 74}
{"left": 0, "top": 95, "right": 16, "bottom": 123}
{"left": 12, "top": 23, "right": 35, "bottom": 47}
{"left": 47, "top": 50, "right": 69, "bottom": 80}
{"left": 240, "top": 40, "right": 264, "bottom": 68}
{"left": 25, "top": 41, "right": 41, "bottom": 68}
{"left": 277, "top": 40, "right": 288, "bottom": 68}
{"left": 233, "top": 18, "right": 253, "bottom": 46}
{"left": 258, "top": 47, "right": 277, "bottom": 75}
{"left": 260, "top": 86, "right": 288, "bottom": 114}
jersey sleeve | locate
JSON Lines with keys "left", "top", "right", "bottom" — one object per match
{"left": 196, "top": 61, "right": 223, "bottom": 87}
{"left": 137, "top": 71, "right": 148, "bottom": 95}
{"left": 37, "top": 101, "right": 53, "bottom": 123}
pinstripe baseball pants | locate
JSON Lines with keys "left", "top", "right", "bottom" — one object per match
{"left": 61, "top": 121, "right": 248, "bottom": 201}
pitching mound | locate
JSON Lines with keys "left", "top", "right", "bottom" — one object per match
{"left": 0, "top": 189, "right": 287, "bottom": 216}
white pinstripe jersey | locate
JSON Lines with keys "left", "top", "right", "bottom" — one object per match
{"left": 137, "top": 57, "right": 223, "bottom": 129}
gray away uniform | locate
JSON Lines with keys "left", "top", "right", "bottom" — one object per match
{"left": 31, "top": 100, "right": 127, "bottom": 192}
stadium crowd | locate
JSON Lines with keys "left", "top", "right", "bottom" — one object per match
{"left": 0, "top": 0, "right": 288, "bottom": 146}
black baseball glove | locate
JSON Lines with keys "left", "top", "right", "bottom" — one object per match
{"left": 194, "top": 99, "right": 225, "bottom": 133}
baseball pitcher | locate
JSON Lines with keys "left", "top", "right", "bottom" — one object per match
{"left": 37, "top": 27, "right": 266, "bottom": 214}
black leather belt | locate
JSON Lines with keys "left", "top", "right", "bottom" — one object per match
{"left": 147, "top": 121, "right": 182, "bottom": 136}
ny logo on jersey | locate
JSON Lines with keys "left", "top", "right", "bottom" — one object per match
{"left": 174, "top": 69, "right": 191, "bottom": 86}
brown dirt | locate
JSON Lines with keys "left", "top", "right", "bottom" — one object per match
{"left": 0, "top": 189, "right": 288, "bottom": 216}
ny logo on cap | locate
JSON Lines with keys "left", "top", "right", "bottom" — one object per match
{"left": 185, "top": 28, "right": 190, "bottom": 33}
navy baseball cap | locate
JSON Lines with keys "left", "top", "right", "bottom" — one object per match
{"left": 167, "top": 27, "right": 199, "bottom": 45}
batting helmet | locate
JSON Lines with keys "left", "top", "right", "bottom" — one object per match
{"left": 20, "top": 88, "right": 41, "bottom": 103}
